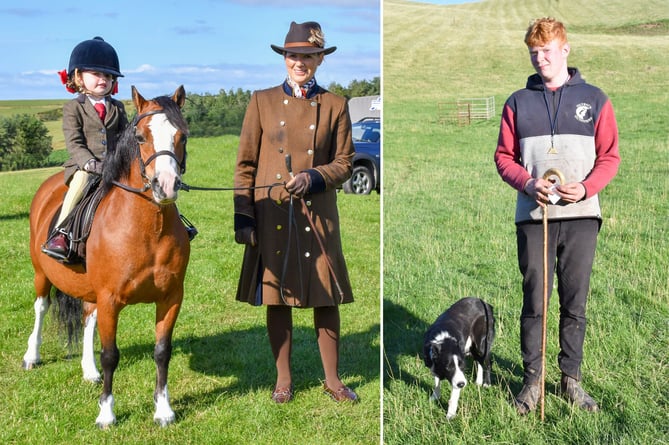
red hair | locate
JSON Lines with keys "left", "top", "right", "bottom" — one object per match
{"left": 524, "top": 17, "right": 568, "bottom": 47}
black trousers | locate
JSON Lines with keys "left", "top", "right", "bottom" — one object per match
{"left": 516, "top": 218, "right": 600, "bottom": 383}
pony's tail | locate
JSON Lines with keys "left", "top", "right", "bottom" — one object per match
{"left": 52, "top": 289, "right": 82, "bottom": 357}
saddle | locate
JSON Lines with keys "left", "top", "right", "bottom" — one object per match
{"left": 46, "top": 175, "right": 105, "bottom": 265}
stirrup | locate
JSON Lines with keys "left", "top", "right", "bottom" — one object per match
{"left": 41, "top": 229, "right": 71, "bottom": 262}
{"left": 180, "top": 214, "right": 198, "bottom": 241}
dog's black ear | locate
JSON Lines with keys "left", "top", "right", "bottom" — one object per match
{"left": 426, "top": 343, "right": 441, "bottom": 367}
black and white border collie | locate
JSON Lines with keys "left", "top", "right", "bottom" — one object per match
{"left": 423, "top": 297, "right": 495, "bottom": 419}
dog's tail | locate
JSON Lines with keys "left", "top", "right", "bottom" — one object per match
{"left": 480, "top": 298, "right": 495, "bottom": 358}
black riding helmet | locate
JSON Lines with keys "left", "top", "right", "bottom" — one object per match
{"left": 68, "top": 36, "right": 123, "bottom": 78}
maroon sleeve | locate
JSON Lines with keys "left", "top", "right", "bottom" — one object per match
{"left": 582, "top": 99, "right": 620, "bottom": 198}
{"left": 494, "top": 104, "right": 532, "bottom": 192}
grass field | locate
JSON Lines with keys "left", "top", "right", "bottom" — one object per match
{"left": 0, "top": 98, "right": 135, "bottom": 152}
{"left": 0, "top": 135, "right": 380, "bottom": 444}
{"left": 383, "top": 0, "right": 668, "bottom": 444}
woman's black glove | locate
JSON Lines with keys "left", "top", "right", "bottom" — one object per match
{"left": 235, "top": 227, "right": 257, "bottom": 247}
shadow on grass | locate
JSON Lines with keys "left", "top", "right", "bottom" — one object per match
{"left": 383, "top": 298, "right": 527, "bottom": 402}
{"left": 112, "top": 322, "right": 379, "bottom": 417}
{"left": 383, "top": 299, "right": 427, "bottom": 389}
{"left": 0, "top": 211, "right": 30, "bottom": 221}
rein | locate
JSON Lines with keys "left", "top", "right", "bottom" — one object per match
{"left": 179, "top": 183, "right": 280, "bottom": 192}
{"left": 110, "top": 117, "right": 346, "bottom": 305}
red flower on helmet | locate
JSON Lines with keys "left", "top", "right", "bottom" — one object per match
{"left": 58, "top": 69, "right": 76, "bottom": 93}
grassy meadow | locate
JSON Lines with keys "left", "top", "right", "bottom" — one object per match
{"left": 0, "top": 133, "right": 381, "bottom": 443}
{"left": 383, "top": 0, "right": 668, "bottom": 444}
{"left": 0, "top": 99, "right": 67, "bottom": 153}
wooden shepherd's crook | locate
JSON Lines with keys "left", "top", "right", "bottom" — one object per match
{"left": 540, "top": 167, "right": 565, "bottom": 422}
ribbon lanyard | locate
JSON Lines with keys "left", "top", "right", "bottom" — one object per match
{"left": 542, "top": 85, "right": 565, "bottom": 154}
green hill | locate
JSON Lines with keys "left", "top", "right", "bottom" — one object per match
{"left": 383, "top": 1, "right": 668, "bottom": 444}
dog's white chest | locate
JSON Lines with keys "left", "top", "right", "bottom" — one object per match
{"left": 464, "top": 336, "right": 472, "bottom": 354}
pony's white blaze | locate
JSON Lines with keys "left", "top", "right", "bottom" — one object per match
{"left": 148, "top": 114, "right": 180, "bottom": 203}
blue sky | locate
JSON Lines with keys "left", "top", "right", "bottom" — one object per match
{"left": 0, "top": 0, "right": 379, "bottom": 100}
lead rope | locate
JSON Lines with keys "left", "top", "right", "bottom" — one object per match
{"left": 279, "top": 194, "right": 305, "bottom": 306}
{"left": 297, "top": 196, "right": 345, "bottom": 304}
{"left": 282, "top": 154, "right": 345, "bottom": 304}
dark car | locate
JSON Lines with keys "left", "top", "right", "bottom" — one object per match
{"left": 342, "top": 117, "right": 380, "bottom": 195}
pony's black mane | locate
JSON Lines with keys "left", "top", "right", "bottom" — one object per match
{"left": 101, "top": 95, "right": 188, "bottom": 194}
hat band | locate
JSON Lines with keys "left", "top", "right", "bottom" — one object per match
{"left": 285, "top": 41, "right": 321, "bottom": 49}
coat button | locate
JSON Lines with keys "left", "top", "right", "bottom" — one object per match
{"left": 283, "top": 99, "right": 289, "bottom": 105}
{"left": 305, "top": 226, "right": 311, "bottom": 232}
{"left": 309, "top": 124, "right": 315, "bottom": 130}
{"left": 280, "top": 121, "right": 285, "bottom": 126}
{"left": 276, "top": 199, "right": 282, "bottom": 205}
{"left": 305, "top": 200, "right": 312, "bottom": 206}
{"left": 307, "top": 149, "right": 313, "bottom": 155}
{"left": 310, "top": 101, "right": 317, "bottom": 107}
{"left": 276, "top": 250, "right": 281, "bottom": 255}
{"left": 304, "top": 252, "right": 311, "bottom": 258}
{"left": 276, "top": 225, "right": 283, "bottom": 230}
{"left": 278, "top": 147, "right": 284, "bottom": 153}
{"left": 276, "top": 173, "right": 282, "bottom": 180}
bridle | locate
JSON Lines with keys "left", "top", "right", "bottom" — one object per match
{"left": 111, "top": 109, "right": 187, "bottom": 195}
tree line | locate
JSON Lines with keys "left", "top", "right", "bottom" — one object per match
{"left": 182, "top": 77, "right": 380, "bottom": 137}
{"left": 0, "top": 77, "right": 379, "bottom": 172}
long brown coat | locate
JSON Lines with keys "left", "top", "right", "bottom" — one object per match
{"left": 62, "top": 94, "right": 128, "bottom": 183}
{"left": 234, "top": 84, "right": 354, "bottom": 307}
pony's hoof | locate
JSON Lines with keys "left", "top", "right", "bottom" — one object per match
{"left": 22, "top": 360, "right": 41, "bottom": 370}
{"left": 96, "top": 420, "right": 115, "bottom": 430}
{"left": 154, "top": 415, "right": 176, "bottom": 427}
{"left": 83, "top": 372, "right": 102, "bottom": 384}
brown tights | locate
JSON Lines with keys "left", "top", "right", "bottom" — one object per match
{"left": 267, "top": 305, "right": 343, "bottom": 390}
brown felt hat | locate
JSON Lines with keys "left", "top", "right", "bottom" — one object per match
{"left": 271, "top": 21, "right": 336, "bottom": 55}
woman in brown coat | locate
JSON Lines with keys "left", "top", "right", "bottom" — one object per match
{"left": 233, "top": 21, "right": 357, "bottom": 403}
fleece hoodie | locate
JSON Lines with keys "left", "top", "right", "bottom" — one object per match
{"left": 495, "top": 67, "right": 620, "bottom": 223}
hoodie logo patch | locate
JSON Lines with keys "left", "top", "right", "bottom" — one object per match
{"left": 575, "top": 103, "right": 593, "bottom": 123}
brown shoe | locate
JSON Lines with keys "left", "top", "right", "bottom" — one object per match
{"left": 323, "top": 384, "right": 358, "bottom": 403}
{"left": 271, "top": 385, "right": 293, "bottom": 404}
{"left": 560, "top": 375, "right": 599, "bottom": 412}
{"left": 514, "top": 383, "right": 540, "bottom": 415}
{"left": 41, "top": 233, "right": 69, "bottom": 260}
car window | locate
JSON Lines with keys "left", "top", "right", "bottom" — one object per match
{"left": 352, "top": 122, "right": 380, "bottom": 143}
{"left": 352, "top": 124, "right": 366, "bottom": 142}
